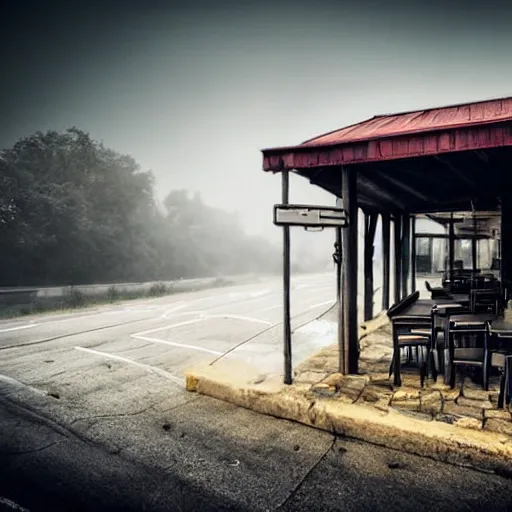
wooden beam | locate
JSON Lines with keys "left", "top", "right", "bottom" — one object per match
{"left": 382, "top": 213, "right": 391, "bottom": 311}
{"left": 341, "top": 166, "right": 358, "bottom": 375}
{"left": 364, "top": 212, "right": 378, "bottom": 321}
{"left": 304, "top": 168, "right": 406, "bottom": 213}
{"left": 433, "top": 155, "right": 478, "bottom": 192}
{"left": 368, "top": 168, "right": 435, "bottom": 203}
{"left": 474, "top": 150, "right": 489, "bottom": 164}
{"left": 358, "top": 174, "right": 407, "bottom": 211}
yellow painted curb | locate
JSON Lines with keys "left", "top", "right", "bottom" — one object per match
{"left": 185, "top": 359, "right": 512, "bottom": 474}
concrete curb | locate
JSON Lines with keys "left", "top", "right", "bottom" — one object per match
{"left": 185, "top": 359, "right": 512, "bottom": 475}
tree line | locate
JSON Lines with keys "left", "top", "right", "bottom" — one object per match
{"left": 0, "top": 128, "right": 282, "bottom": 287}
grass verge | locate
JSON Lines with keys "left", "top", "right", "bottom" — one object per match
{"left": 0, "top": 277, "right": 236, "bottom": 320}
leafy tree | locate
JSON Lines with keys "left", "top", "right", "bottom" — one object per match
{"left": 0, "top": 129, "right": 280, "bottom": 287}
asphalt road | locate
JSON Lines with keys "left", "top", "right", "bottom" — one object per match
{"left": 1, "top": 272, "right": 512, "bottom": 511}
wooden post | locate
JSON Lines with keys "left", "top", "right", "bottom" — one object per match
{"left": 401, "top": 213, "right": 410, "bottom": 298}
{"left": 472, "top": 214, "right": 478, "bottom": 272}
{"left": 335, "top": 225, "right": 345, "bottom": 375}
{"left": 341, "top": 166, "right": 358, "bottom": 375}
{"left": 501, "top": 197, "right": 512, "bottom": 301}
{"left": 381, "top": 213, "right": 391, "bottom": 310}
{"left": 394, "top": 215, "right": 402, "bottom": 304}
{"left": 411, "top": 216, "right": 417, "bottom": 293}
{"left": 449, "top": 213, "right": 455, "bottom": 283}
{"left": 282, "top": 171, "right": 292, "bottom": 385}
{"left": 364, "top": 212, "right": 378, "bottom": 321}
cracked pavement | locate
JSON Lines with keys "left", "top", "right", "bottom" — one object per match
{"left": 1, "top": 274, "right": 512, "bottom": 511}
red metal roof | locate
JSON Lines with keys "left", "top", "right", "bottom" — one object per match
{"left": 262, "top": 96, "right": 512, "bottom": 171}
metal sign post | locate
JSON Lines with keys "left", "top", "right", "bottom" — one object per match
{"left": 281, "top": 172, "right": 292, "bottom": 385}
{"left": 274, "top": 200, "right": 348, "bottom": 385}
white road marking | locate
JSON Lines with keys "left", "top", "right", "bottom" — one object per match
{"left": 0, "top": 324, "right": 39, "bottom": 333}
{"left": 161, "top": 302, "right": 188, "bottom": 318}
{"left": 161, "top": 310, "right": 203, "bottom": 319}
{"left": 74, "top": 346, "right": 184, "bottom": 386}
{"left": 249, "top": 289, "right": 271, "bottom": 298}
{"left": 0, "top": 496, "right": 31, "bottom": 512}
{"left": 0, "top": 306, "right": 154, "bottom": 332}
{"left": 205, "top": 314, "right": 273, "bottom": 326}
{"left": 308, "top": 300, "right": 336, "bottom": 310}
{"left": 258, "top": 304, "right": 281, "bottom": 312}
{"left": 133, "top": 319, "right": 204, "bottom": 337}
{"left": 132, "top": 335, "right": 223, "bottom": 356}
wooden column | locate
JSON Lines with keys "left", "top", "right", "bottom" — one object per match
{"left": 449, "top": 213, "right": 455, "bottom": 283}
{"left": 364, "top": 212, "right": 378, "bottom": 321}
{"left": 472, "top": 214, "right": 478, "bottom": 272}
{"left": 281, "top": 171, "right": 292, "bottom": 385}
{"left": 341, "top": 166, "right": 358, "bottom": 375}
{"left": 401, "top": 213, "right": 410, "bottom": 298}
{"left": 411, "top": 216, "right": 417, "bottom": 293}
{"left": 501, "top": 197, "right": 512, "bottom": 301}
{"left": 381, "top": 213, "right": 391, "bottom": 311}
{"left": 335, "top": 225, "right": 344, "bottom": 375}
{"left": 394, "top": 215, "right": 402, "bottom": 304}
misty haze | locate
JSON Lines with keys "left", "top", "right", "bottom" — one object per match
{"left": 2, "top": 1, "right": 512, "bottom": 511}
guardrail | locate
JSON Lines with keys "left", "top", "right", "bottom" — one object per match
{"left": 0, "top": 274, "right": 268, "bottom": 311}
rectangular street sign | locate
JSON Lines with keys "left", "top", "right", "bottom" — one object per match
{"left": 273, "top": 204, "right": 348, "bottom": 228}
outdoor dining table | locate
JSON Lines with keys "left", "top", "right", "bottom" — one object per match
{"left": 388, "top": 295, "right": 469, "bottom": 385}
{"left": 449, "top": 293, "right": 470, "bottom": 306}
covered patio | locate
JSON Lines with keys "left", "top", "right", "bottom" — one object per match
{"left": 262, "top": 96, "right": 512, "bottom": 399}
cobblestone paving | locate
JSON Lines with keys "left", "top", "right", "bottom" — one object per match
{"left": 294, "top": 321, "right": 512, "bottom": 437}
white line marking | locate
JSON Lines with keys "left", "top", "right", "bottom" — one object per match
{"left": 74, "top": 346, "right": 184, "bottom": 386}
{"left": 0, "top": 496, "right": 31, "bottom": 512}
{"left": 308, "top": 300, "right": 336, "bottom": 310}
{"left": 171, "top": 311, "right": 204, "bottom": 317}
{"left": 205, "top": 314, "right": 273, "bottom": 326}
{"left": 132, "top": 335, "right": 223, "bottom": 356}
{"left": 161, "top": 302, "right": 187, "bottom": 318}
{"left": 258, "top": 304, "right": 281, "bottom": 312}
{"left": 249, "top": 289, "right": 270, "bottom": 298}
{"left": 0, "top": 324, "right": 39, "bottom": 333}
{"left": 133, "top": 318, "right": 204, "bottom": 337}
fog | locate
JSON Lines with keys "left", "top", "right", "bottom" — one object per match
{"left": 2, "top": 0, "right": 512, "bottom": 280}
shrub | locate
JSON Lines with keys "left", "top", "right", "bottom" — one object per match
{"left": 107, "top": 285, "right": 120, "bottom": 303}
{"left": 148, "top": 282, "right": 168, "bottom": 297}
{"left": 64, "top": 287, "right": 86, "bottom": 308}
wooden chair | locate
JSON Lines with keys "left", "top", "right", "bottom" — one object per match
{"left": 431, "top": 303, "right": 469, "bottom": 376}
{"left": 425, "top": 281, "right": 450, "bottom": 300}
{"left": 470, "top": 289, "right": 502, "bottom": 315}
{"left": 484, "top": 320, "right": 512, "bottom": 407}
{"left": 446, "top": 314, "right": 497, "bottom": 388}
{"left": 387, "top": 291, "right": 436, "bottom": 387}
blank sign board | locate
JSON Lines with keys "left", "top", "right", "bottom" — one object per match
{"left": 273, "top": 204, "right": 348, "bottom": 228}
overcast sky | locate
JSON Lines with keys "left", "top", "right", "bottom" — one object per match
{"left": 1, "top": 0, "right": 512, "bottom": 243}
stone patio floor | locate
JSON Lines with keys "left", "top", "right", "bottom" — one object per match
{"left": 294, "top": 317, "right": 512, "bottom": 437}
